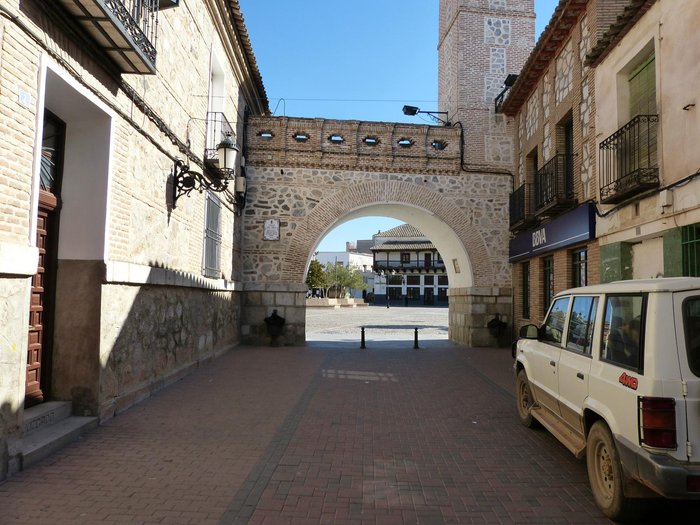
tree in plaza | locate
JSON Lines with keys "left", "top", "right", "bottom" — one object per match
{"left": 305, "top": 259, "right": 327, "bottom": 296}
{"left": 324, "top": 262, "right": 367, "bottom": 298}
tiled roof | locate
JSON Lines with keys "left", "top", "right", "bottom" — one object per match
{"left": 374, "top": 224, "right": 426, "bottom": 238}
{"left": 499, "top": 0, "right": 589, "bottom": 116}
{"left": 231, "top": 1, "right": 269, "bottom": 114}
{"left": 585, "top": 0, "right": 656, "bottom": 67}
{"left": 370, "top": 242, "right": 436, "bottom": 251}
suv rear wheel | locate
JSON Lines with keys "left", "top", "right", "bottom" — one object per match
{"left": 586, "top": 421, "right": 639, "bottom": 521}
{"left": 516, "top": 369, "right": 539, "bottom": 428}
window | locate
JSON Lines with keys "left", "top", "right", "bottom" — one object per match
{"left": 203, "top": 192, "right": 222, "bottom": 278}
{"left": 629, "top": 53, "right": 656, "bottom": 118}
{"left": 561, "top": 114, "right": 574, "bottom": 195}
{"left": 682, "top": 224, "right": 700, "bottom": 277}
{"left": 683, "top": 297, "right": 700, "bottom": 377}
{"left": 407, "top": 287, "right": 420, "bottom": 300}
{"left": 572, "top": 248, "right": 588, "bottom": 287}
{"left": 567, "top": 296, "right": 598, "bottom": 354}
{"left": 438, "top": 275, "right": 448, "bottom": 286}
{"left": 388, "top": 287, "right": 402, "bottom": 300}
{"left": 406, "top": 275, "right": 420, "bottom": 286}
{"left": 543, "top": 256, "right": 554, "bottom": 315}
{"left": 542, "top": 296, "right": 570, "bottom": 344}
{"left": 400, "top": 252, "right": 410, "bottom": 264}
{"left": 601, "top": 294, "right": 645, "bottom": 370}
{"left": 387, "top": 275, "right": 403, "bottom": 285}
{"left": 424, "top": 275, "right": 434, "bottom": 286}
{"left": 522, "top": 261, "right": 530, "bottom": 319}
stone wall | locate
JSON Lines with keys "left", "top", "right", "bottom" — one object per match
{"left": 98, "top": 283, "right": 240, "bottom": 419}
{"left": 241, "top": 283, "right": 306, "bottom": 346}
{"left": 449, "top": 287, "right": 513, "bottom": 348}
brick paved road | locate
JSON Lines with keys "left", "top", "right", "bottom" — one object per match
{"left": 2, "top": 309, "right": 699, "bottom": 523}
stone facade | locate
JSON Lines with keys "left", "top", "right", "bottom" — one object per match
{"left": 590, "top": 0, "right": 700, "bottom": 281}
{"left": 0, "top": 0, "right": 266, "bottom": 479}
{"left": 500, "top": 0, "right": 630, "bottom": 331}
{"left": 243, "top": 115, "right": 514, "bottom": 347}
{"left": 438, "top": 0, "right": 535, "bottom": 172}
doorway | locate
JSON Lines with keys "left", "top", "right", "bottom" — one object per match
{"left": 26, "top": 111, "right": 65, "bottom": 406}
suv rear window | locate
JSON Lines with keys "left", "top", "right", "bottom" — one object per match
{"left": 601, "top": 294, "right": 645, "bottom": 371}
{"left": 683, "top": 297, "right": 700, "bottom": 377}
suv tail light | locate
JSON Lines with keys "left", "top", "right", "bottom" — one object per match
{"left": 639, "top": 397, "right": 677, "bottom": 449}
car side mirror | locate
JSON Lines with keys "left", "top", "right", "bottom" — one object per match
{"left": 519, "top": 324, "right": 539, "bottom": 339}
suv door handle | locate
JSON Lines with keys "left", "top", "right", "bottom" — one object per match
{"left": 550, "top": 360, "right": 556, "bottom": 367}
{"left": 576, "top": 372, "right": 584, "bottom": 380}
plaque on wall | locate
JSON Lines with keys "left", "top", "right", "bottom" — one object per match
{"left": 263, "top": 218, "right": 280, "bottom": 240}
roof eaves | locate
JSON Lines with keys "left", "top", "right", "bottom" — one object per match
{"left": 499, "top": 0, "right": 588, "bottom": 116}
{"left": 585, "top": 0, "right": 657, "bottom": 67}
{"left": 229, "top": 1, "right": 270, "bottom": 115}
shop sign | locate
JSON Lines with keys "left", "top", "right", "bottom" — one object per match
{"left": 509, "top": 203, "right": 595, "bottom": 262}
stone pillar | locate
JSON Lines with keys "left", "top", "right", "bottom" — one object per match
{"left": 448, "top": 287, "right": 513, "bottom": 348}
{"left": 241, "top": 282, "right": 307, "bottom": 346}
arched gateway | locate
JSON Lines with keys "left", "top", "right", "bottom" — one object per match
{"left": 240, "top": 116, "right": 512, "bottom": 347}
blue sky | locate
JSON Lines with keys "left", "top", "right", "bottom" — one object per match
{"left": 239, "top": 1, "right": 559, "bottom": 251}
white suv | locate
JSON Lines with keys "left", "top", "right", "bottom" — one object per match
{"left": 513, "top": 278, "right": 700, "bottom": 520}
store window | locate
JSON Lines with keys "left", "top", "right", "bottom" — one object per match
{"left": 543, "top": 256, "right": 554, "bottom": 315}
{"left": 522, "top": 261, "right": 530, "bottom": 319}
{"left": 572, "top": 248, "right": 588, "bottom": 287}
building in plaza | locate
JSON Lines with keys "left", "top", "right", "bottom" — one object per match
{"left": 587, "top": 0, "right": 700, "bottom": 282}
{"left": 312, "top": 251, "right": 374, "bottom": 299}
{"left": 371, "top": 224, "right": 448, "bottom": 306}
{"left": 0, "top": 0, "right": 266, "bottom": 478}
{"left": 498, "top": 0, "right": 631, "bottom": 330}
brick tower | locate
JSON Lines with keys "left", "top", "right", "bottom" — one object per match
{"left": 438, "top": 0, "right": 535, "bottom": 172}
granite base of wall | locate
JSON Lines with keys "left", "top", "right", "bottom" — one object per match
{"left": 0, "top": 276, "right": 31, "bottom": 480}
{"left": 98, "top": 283, "right": 241, "bottom": 420}
{"left": 241, "top": 283, "right": 307, "bottom": 346}
{"left": 448, "top": 287, "right": 513, "bottom": 348}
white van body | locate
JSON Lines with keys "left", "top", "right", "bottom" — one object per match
{"left": 514, "top": 278, "right": 700, "bottom": 520}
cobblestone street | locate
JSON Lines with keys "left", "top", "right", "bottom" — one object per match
{"left": 1, "top": 307, "right": 699, "bottom": 523}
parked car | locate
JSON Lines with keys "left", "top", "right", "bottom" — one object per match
{"left": 513, "top": 278, "right": 700, "bottom": 520}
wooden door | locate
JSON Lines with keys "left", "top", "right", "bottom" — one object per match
{"left": 26, "top": 111, "right": 64, "bottom": 406}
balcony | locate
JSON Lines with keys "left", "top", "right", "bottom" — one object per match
{"left": 599, "top": 114, "right": 659, "bottom": 204}
{"left": 535, "top": 154, "right": 577, "bottom": 218}
{"left": 509, "top": 183, "right": 537, "bottom": 233}
{"left": 373, "top": 259, "right": 446, "bottom": 273}
{"left": 204, "top": 112, "right": 236, "bottom": 168}
{"left": 51, "top": 0, "right": 165, "bottom": 74}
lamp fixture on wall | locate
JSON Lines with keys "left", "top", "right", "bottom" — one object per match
{"left": 172, "top": 132, "right": 244, "bottom": 209}
{"left": 402, "top": 105, "right": 450, "bottom": 126}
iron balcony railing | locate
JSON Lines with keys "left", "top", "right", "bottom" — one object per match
{"left": 204, "top": 112, "right": 236, "bottom": 166}
{"left": 509, "top": 183, "right": 535, "bottom": 231}
{"left": 373, "top": 260, "right": 446, "bottom": 272}
{"left": 535, "top": 154, "right": 576, "bottom": 215}
{"left": 599, "top": 114, "right": 659, "bottom": 204}
{"left": 49, "top": 0, "right": 161, "bottom": 74}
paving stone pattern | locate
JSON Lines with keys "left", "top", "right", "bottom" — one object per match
{"left": 2, "top": 309, "right": 699, "bottom": 523}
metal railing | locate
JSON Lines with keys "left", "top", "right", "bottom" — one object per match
{"left": 599, "top": 114, "right": 659, "bottom": 203}
{"left": 106, "top": 0, "right": 159, "bottom": 64}
{"left": 204, "top": 112, "right": 236, "bottom": 164}
{"left": 373, "top": 260, "right": 446, "bottom": 271}
{"left": 509, "top": 183, "right": 534, "bottom": 228}
{"left": 535, "top": 154, "right": 575, "bottom": 213}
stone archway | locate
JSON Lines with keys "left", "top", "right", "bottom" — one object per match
{"left": 240, "top": 116, "right": 512, "bottom": 347}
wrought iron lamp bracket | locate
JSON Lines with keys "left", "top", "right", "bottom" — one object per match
{"left": 172, "top": 159, "right": 230, "bottom": 207}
